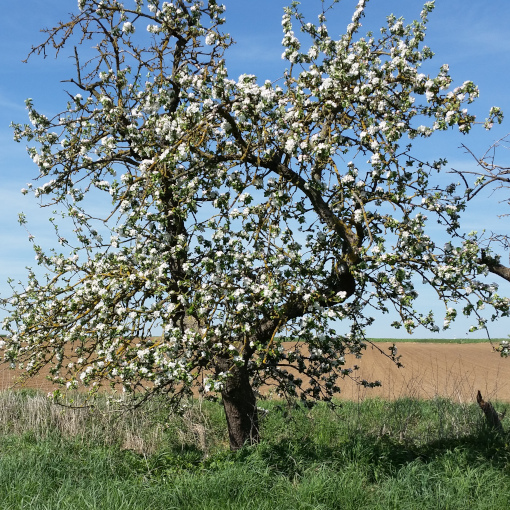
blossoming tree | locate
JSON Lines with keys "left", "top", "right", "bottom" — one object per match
{"left": 3, "top": 0, "right": 509, "bottom": 449}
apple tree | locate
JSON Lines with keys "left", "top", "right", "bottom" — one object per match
{"left": 3, "top": 0, "right": 508, "bottom": 449}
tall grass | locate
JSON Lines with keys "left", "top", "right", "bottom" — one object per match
{"left": 0, "top": 389, "right": 229, "bottom": 455}
{"left": 0, "top": 390, "right": 509, "bottom": 509}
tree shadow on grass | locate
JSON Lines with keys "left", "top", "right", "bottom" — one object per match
{"left": 344, "top": 427, "right": 510, "bottom": 479}
{"left": 231, "top": 425, "right": 510, "bottom": 482}
{"left": 116, "top": 397, "right": 510, "bottom": 483}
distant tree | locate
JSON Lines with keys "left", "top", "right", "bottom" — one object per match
{"left": 3, "top": 0, "right": 508, "bottom": 449}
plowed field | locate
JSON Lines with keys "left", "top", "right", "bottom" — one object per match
{"left": 1, "top": 342, "right": 509, "bottom": 402}
{"left": 336, "top": 342, "right": 510, "bottom": 402}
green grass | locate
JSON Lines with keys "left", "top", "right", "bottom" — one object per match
{"left": 0, "top": 391, "right": 509, "bottom": 509}
{"left": 369, "top": 337, "right": 503, "bottom": 344}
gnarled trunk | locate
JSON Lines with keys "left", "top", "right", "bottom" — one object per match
{"left": 220, "top": 363, "right": 259, "bottom": 450}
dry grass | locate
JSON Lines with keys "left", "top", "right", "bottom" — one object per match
{"left": 0, "top": 390, "right": 226, "bottom": 455}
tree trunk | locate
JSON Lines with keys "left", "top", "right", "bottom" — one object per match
{"left": 220, "top": 363, "right": 260, "bottom": 450}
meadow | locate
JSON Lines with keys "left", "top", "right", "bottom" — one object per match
{"left": 0, "top": 389, "right": 509, "bottom": 509}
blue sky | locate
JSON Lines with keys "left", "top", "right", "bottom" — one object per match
{"left": 1, "top": 0, "right": 509, "bottom": 339}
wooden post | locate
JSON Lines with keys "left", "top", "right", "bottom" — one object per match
{"left": 476, "top": 390, "right": 504, "bottom": 432}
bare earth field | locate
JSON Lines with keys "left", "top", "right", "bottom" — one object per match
{"left": 336, "top": 342, "right": 510, "bottom": 403}
{"left": 1, "top": 342, "right": 509, "bottom": 402}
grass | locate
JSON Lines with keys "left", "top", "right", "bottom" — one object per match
{"left": 369, "top": 337, "right": 504, "bottom": 344}
{"left": 0, "top": 391, "right": 509, "bottom": 509}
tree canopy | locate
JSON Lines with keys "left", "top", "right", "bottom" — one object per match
{"left": 3, "top": 0, "right": 509, "bottom": 449}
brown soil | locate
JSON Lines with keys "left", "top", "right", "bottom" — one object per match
{"left": 335, "top": 342, "right": 510, "bottom": 403}
{"left": 1, "top": 342, "right": 509, "bottom": 402}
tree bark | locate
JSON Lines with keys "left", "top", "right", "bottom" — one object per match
{"left": 487, "top": 262, "right": 510, "bottom": 282}
{"left": 220, "top": 362, "right": 260, "bottom": 450}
